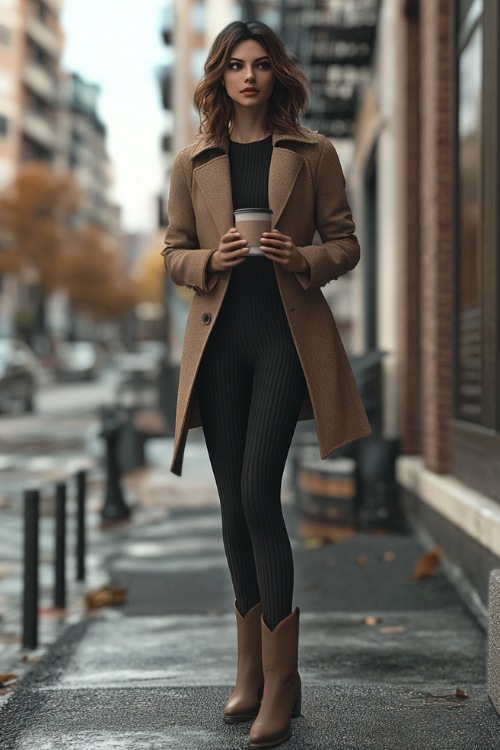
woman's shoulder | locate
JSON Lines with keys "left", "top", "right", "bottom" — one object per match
{"left": 176, "top": 133, "right": 227, "bottom": 161}
{"left": 173, "top": 139, "right": 201, "bottom": 163}
{"left": 279, "top": 127, "right": 336, "bottom": 154}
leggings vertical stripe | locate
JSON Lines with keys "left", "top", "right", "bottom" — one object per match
{"left": 197, "top": 258, "right": 306, "bottom": 629}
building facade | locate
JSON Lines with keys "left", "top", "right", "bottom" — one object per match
{"left": 0, "top": 0, "right": 123, "bottom": 346}
{"left": 0, "top": 0, "right": 63, "bottom": 183}
{"left": 0, "top": 0, "right": 64, "bottom": 339}
{"left": 354, "top": 0, "right": 500, "bottom": 623}
{"left": 0, "top": 0, "right": 22, "bottom": 187}
{"left": 56, "top": 71, "right": 121, "bottom": 239}
{"left": 161, "top": 0, "right": 239, "bottom": 160}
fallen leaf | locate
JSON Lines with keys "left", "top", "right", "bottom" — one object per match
{"left": 419, "top": 690, "right": 470, "bottom": 705}
{"left": 410, "top": 546, "right": 443, "bottom": 581}
{"left": 0, "top": 674, "right": 17, "bottom": 687}
{"left": 304, "top": 538, "right": 329, "bottom": 549}
{"left": 21, "top": 654, "right": 41, "bottom": 664}
{"left": 85, "top": 585, "right": 127, "bottom": 610}
{"left": 356, "top": 555, "right": 368, "bottom": 568}
{"left": 296, "top": 518, "right": 357, "bottom": 543}
{"left": 378, "top": 625, "right": 407, "bottom": 635}
{"left": 363, "top": 616, "right": 382, "bottom": 626}
{"left": 383, "top": 551, "right": 396, "bottom": 562}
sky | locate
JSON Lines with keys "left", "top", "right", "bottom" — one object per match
{"left": 61, "top": 0, "right": 169, "bottom": 233}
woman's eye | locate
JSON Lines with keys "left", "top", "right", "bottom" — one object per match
{"left": 258, "top": 62, "right": 271, "bottom": 70}
{"left": 228, "top": 62, "right": 241, "bottom": 70}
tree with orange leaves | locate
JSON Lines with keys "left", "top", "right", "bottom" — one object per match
{"left": 0, "top": 163, "right": 79, "bottom": 289}
{"left": 132, "top": 235, "right": 165, "bottom": 306}
{"left": 0, "top": 163, "right": 135, "bottom": 322}
{"left": 61, "top": 225, "right": 134, "bottom": 320}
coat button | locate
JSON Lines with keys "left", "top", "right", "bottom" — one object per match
{"left": 202, "top": 312, "right": 211, "bottom": 325}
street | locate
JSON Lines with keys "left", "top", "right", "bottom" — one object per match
{"left": 0, "top": 375, "right": 121, "bottom": 677}
{"left": 36, "top": 376, "right": 118, "bottom": 417}
{"left": 0, "top": 376, "right": 499, "bottom": 748}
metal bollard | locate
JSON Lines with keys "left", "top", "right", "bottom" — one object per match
{"left": 54, "top": 482, "right": 66, "bottom": 609}
{"left": 23, "top": 489, "right": 40, "bottom": 650}
{"left": 76, "top": 470, "right": 86, "bottom": 582}
{"left": 101, "top": 407, "right": 130, "bottom": 522}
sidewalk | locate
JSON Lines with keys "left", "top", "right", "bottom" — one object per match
{"left": 1, "top": 432, "right": 499, "bottom": 749}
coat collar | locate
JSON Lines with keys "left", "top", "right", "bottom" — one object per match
{"left": 189, "top": 127, "right": 319, "bottom": 159}
{"left": 190, "top": 128, "right": 318, "bottom": 237}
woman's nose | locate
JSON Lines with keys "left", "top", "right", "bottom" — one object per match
{"left": 244, "top": 68, "right": 255, "bottom": 81}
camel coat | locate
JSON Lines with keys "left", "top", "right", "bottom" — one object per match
{"left": 162, "top": 128, "right": 371, "bottom": 476}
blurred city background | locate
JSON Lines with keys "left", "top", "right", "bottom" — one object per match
{"left": 1, "top": 0, "right": 500, "bottom": 726}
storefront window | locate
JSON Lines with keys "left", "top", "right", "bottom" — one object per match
{"left": 456, "top": 22, "right": 482, "bottom": 421}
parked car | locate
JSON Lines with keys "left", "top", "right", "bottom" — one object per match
{"left": 113, "top": 341, "right": 166, "bottom": 383}
{"left": 54, "top": 341, "right": 102, "bottom": 381}
{"left": 0, "top": 338, "right": 37, "bottom": 414}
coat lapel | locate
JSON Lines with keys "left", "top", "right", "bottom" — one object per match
{"left": 191, "top": 129, "right": 316, "bottom": 235}
{"left": 268, "top": 145, "right": 305, "bottom": 228}
{"left": 193, "top": 155, "right": 234, "bottom": 238}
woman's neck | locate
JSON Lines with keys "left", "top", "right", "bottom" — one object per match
{"left": 229, "top": 109, "right": 270, "bottom": 144}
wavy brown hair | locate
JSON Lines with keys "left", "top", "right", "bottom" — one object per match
{"left": 193, "top": 21, "right": 309, "bottom": 141}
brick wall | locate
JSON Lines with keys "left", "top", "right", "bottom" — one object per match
{"left": 418, "top": 0, "right": 454, "bottom": 473}
{"left": 396, "top": 0, "right": 421, "bottom": 456}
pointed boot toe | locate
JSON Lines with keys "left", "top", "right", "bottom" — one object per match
{"left": 224, "top": 601, "right": 264, "bottom": 724}
{"left": 247, "top": 608, "right": 301, "bottom": 749}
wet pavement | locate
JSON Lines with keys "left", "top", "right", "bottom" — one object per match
{"left": 1, "top": 432, "right": 499, "bottom": 749}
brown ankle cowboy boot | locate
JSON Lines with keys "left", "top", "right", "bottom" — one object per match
{"left": 247, "top": 608, "right": 301, "bottom": 749}
{"left": 224, "top": 601, "right": 264, "bottom": 724}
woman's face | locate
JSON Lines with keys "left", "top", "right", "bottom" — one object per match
{"left": 222, "top": 39, "right": 275, "bottom": 111}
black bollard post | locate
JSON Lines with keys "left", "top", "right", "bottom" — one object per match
{"left": 76, "top": 470, "right": 86, "bottom": 582}
{"left": 101, "top": 407, "right": 130, "bottom": 522}
{"left": 23, "top": 488, "right": 40, "bottom": 650}
{"left": 54, "top": 482, "right": 66, "bottom": 609}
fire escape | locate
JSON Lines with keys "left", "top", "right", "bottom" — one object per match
{"left": 242, "top": 0, "right": 380, "bottom": 138}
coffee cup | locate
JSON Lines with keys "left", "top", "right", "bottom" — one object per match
{"left": 234, "top": 208, "right": 273, "bottom": 256}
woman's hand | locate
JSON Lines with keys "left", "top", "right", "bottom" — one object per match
{"left": 207, "top": 228, "right": 249, "bottom": 272}
{"left": 260, "top": 230, "right": 309, "bottom": 273}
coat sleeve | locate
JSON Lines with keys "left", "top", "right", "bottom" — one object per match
{"left": 294, "top": 137, "right": 360, "bottom": 291}
{"left": 161, "top": 151, "right": 220, "bottom": 294}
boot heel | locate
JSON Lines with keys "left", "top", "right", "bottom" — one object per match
{"left": 292, "top": 692, "right": 302, "bottom": 718}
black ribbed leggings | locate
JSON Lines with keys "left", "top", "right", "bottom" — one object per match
{"left": 197, "top": 259, "right": 306, "bottom": 630}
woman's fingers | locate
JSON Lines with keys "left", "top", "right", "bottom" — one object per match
{"left": 260, "top": 231, "right": 290, "bottom": 251}
{"left": 222, "top": 240, "right": 248, "bottom": 256}
{"left": 216, "top": 229, "right": 248, "bottom": 268}
{"left": 259, "top": 231, "right": 307, "bottom": 272}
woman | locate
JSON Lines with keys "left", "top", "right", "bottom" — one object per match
{"left": 162, "top": 20, "right": 371, "bottom": 749}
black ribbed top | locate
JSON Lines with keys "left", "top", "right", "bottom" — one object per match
{"left": 229, "top": 135, "right": 273, "bottom": 210}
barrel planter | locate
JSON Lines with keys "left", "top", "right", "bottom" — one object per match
{"left": 296, "top": 457, "right": 357, "bottom": 530}
{"left": 290, "top": 431, "right": 321, "bottom": 505}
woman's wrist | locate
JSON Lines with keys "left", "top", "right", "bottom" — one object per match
{"left": 207, "top": 250, "right": 220, "bottom": 273}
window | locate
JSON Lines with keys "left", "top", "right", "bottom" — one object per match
{"left": 451, "top": 0, "right": 500, "bottom": 500}
{"left": 455, "top": 16, "right": 482, "bottom": 421}
{"left": 0, "top": 24, "right": 11, "bottom": 46}
{"left": 35, "top": 0, "right": 47, "bottom": 22}
{"left": 190, "top": 49, "right": 205, "bottom": 81}
{"left": 0, "top": 114, "right": 9, "bottom": 137}
{"left": 191, "top": 2, "right": 206, "bottom": 36}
